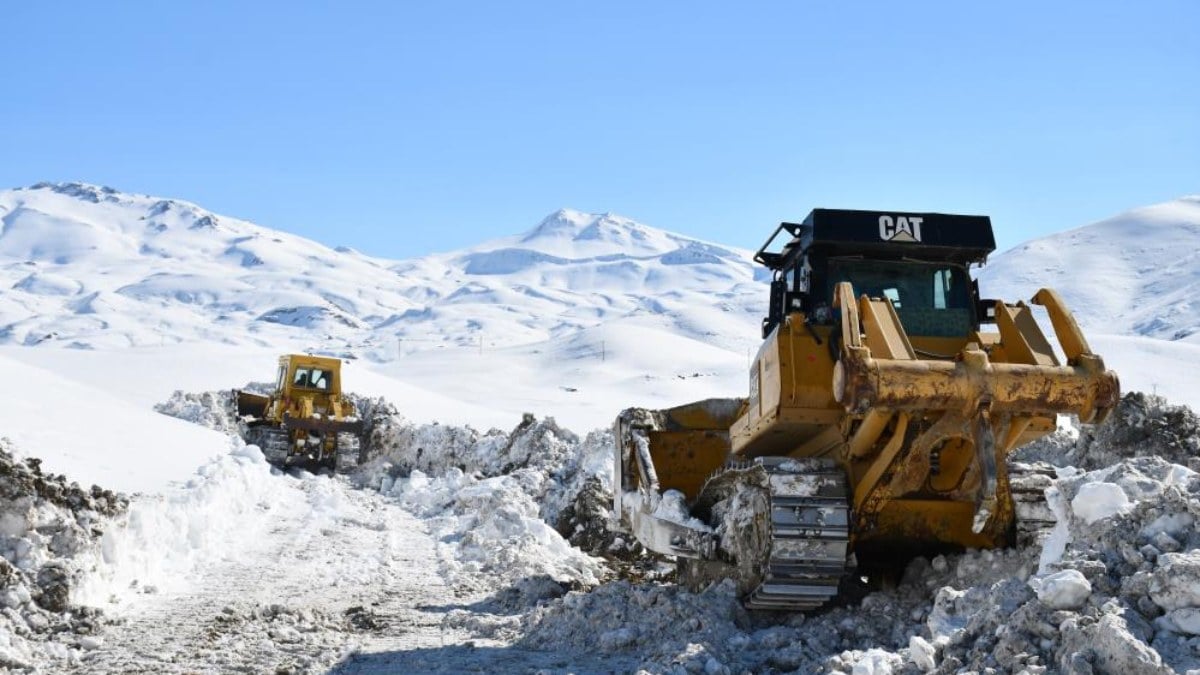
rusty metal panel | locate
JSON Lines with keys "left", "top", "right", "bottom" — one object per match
{"left": 853, "top": 498, "right": 1011, "bottom": 555}
{"left": 660, "top": 398, "right": 744, "bottom": 430}
{"left": 647, "top": 429, "right": 732, "bottom": 500}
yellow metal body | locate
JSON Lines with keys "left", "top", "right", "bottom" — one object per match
{"left": 237, "top": 354, "right": 359, "bottom": 459}
{"left": 264, "top": 353, "right": 353, "bottom": 423}
{"left": 630, "top": 284, "right": 1119, "bottom": 566}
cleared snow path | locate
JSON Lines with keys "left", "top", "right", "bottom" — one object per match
{"left": 66, "top": 475, "right": 450, "bottom": 672}
{"left": 66, "top": 471, "right": 626, "bottom": 674}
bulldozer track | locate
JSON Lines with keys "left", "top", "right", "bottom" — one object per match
{"left": 244, "top": 426, "right": 290, "bottom": 465}
{"left": 1009, "top": 462, "right": 1058, "bottom": 547}
{"left": 239, "top": 423, "right": 364, "bottom": 475}
{"left": 335, "top": 431, "right": 363, "bottom": 472}
{"left": 690, "top": 457, "right": 851, "bottom": 612}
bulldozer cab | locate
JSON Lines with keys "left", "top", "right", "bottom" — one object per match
{"left": 758, "top": 209, "right": 996, "bottom": 342}
{"left": 275, "top": 354, "right": 343, "bottom": 398}
{"left": 826, "top": 259, "right": 975, "bottom": 338}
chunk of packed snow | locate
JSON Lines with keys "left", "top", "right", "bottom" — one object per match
{"left": 848, "top": 648, "right": 900, "bottom": 675}
{"left": 652, "top": 489, "right": 712, "bottom": 532}
{"left": 1160, "top": 607, "right": 1200, "bottom": 635}
{"left": 1038, "top": 481, "right": 1072, "bottom": 573}
{"left": 1150, "top": 552, "right": 1200, "bottom": 611}
{"left": 908, "top": 635, "right": 937, "bottom": 670}
{"left": 1071, "top": 481, "right": 1130, "bottom": 524}
{"left": 1034, "top": 569, "right": 1092, "bottom": 610}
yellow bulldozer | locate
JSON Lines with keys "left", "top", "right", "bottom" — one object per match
{"left": 614, "top": 209, "right": 1119, "bottom": 611}
{"left": 235, "top": 354, "right": 364, "bottom": 472}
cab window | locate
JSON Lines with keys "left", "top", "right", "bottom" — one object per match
{"left": 291, "top": 367, "right": 332, "bottom": 391}
{"left": 827, "top": 260, "right": 974, "bottom": 337}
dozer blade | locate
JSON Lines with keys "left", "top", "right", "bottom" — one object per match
{"left": 613, "top": 399, "right": 744, "bottom": 558}
{"left": 235, "top": 390, "right": 270, "bottom": 419}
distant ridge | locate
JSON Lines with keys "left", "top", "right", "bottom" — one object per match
{"left": 0, "top": 183, "right": 764, "bottom": 358}
{"left": 979, "top": 196, "right": 1200, "bottom": 344}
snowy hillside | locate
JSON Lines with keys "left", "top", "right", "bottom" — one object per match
{"left": 4, "top": 182, "right": 1200, "bottom": 432}
{"left": 3, "top": 183, "right": 1200, "bottom": 673}
{"left": 0, "top": 183, "right": 407, "bottom": 349}
{"left": 0, "top": 183, "right": 764, "bottom": 357}
{"left": 979, "top": 196, "right": 1200, "bottom": 344}
{"left": 388, "top": 207, "right": 766, "bottom": 355}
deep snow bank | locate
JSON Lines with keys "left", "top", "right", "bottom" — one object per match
{"left": 74, "top": 440, "right": 308, "bottom": 607}
{"left": 0, "top": 440, "right": 125, "bottom": 670}
{"left": 82, "top": 392, "right": 359, "bottom": 611}
{"left": 0, "top": 354, "right": 230, "bottom": 493}
{"left": 156, "top": 390, "right": 615, "bottom": 594}
{"left": 357, "top": 408, "right": 612, "bottom": 592}
{"left": 1016, "top": 392, "right": 1200, "bottom": 473}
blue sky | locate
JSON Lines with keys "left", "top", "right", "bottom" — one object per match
{"left": 3, "top": 2, "right": 1196, "bottom": 258}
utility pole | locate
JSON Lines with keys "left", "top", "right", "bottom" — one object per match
{"left": 601, "top": 340, "right": 605, "bottom": 362}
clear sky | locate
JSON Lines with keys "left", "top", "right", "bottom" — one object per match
{"left": 3, "top": 1, "right": 1196, "bottom": 258}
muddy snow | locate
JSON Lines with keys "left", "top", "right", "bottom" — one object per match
{"left": 2, "top": 390, "right": 1199, "bottom": 673}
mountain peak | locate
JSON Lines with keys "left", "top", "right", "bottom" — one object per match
{"left": 516, "top": 208, "right": 664, "bottom": 255}
{"left": 524, "top": 209, "right": 612, "bottom": 239}
{"left": 27, "top": 181, "right": 124, "bottom": 204}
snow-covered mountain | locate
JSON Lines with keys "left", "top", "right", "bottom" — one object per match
{"left": 0, "top": 182, "right": 409, "bottom": 349}
{"left": 386, "top": 207, "right": 765, "bottom": 355}
{"left": 5, "top": 181, "right": 1200, "bottom": 427}
{"left": 0, "top": 182, "right": 765, "bottom": 357}
{"left": 979, "top": 196, "right": 1200, "bottom": 344}
{"left": 9, "top": 181, "right": 1198, "bottom": 360}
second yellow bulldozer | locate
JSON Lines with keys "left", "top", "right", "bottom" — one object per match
{"left": 614, "top": 209, "right": 1119, "bottom": 611}
{"left": 235, "top": 354, "right": 364, "bottom": 472}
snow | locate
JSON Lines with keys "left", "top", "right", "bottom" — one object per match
{"left": 652, "top": 489, "right": 713, "bottom": 530}
{"left": 1150, "top": 552, "right": 1200, "bottom": 611}
{"left": 0, "top": 344, "right": 515, "bottom": 434}
{"left": 0, "top": 351, "right": 229, "bottom": 493}
{"left": 907, "top": 635, "right": 936, "bottom": 671}
{"left": 1162, "top": 607, "right": 1200, "bottom": 636}
{"left": 74, "top": 441, "right": 303, "bottom": 606}
{"left": 1039, "top": 480, "right": 1072, "bottom": 572}
{"left": 1033, "top": 569, "right": 1092, "bottom": 610}
{"left": 1, "top": 182, "right": 1200, "bottom": 671}
{"left": 1072, "top": 481, "right": 1131, "bottom": 524}
{"left": 980, "top": 195, "right": 1200, "bottom": 344}
{"left": 0, "top": 185, "right": 763, "bottom": 362}
{"left": 374, "top": 468, "right": 604, "bottom": 591}
{"left": 1090, "top": 333, "right": 1200, "bottom": 411}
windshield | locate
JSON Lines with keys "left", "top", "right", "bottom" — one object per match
{"left": 291, "top": 367, "right": 332, "bottom": 391}
{"left": 827, "top": 259, "right": 973, "bottom": 337}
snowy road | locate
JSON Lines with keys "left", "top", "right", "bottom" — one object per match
{"left": 66, "top": 472, "right": 626, "bottom": 674}
{"left": 56, "top": 475, "right": 423, "bottom": 671}
{"left": 69, "top": 474, "right": 454, "bottom": 672}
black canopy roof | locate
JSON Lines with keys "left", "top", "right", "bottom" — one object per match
{"left": 756, "top": 208, "right": 996, "bottom": 270}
